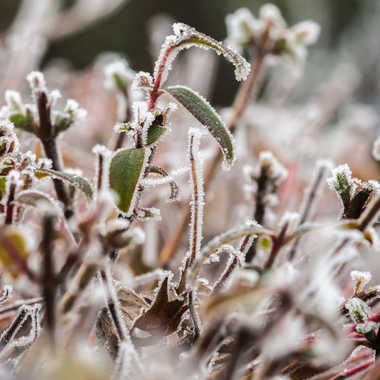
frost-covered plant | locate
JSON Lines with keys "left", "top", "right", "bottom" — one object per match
{"left": 0, "top": 2, "right": 380, "bottom": 380}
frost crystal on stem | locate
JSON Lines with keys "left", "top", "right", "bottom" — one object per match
{"left": 188, "top": 128, "right": 205, "bottom": 266}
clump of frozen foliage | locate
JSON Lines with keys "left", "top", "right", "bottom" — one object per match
{"left": 0, "top": 2, "right": 380, "bottom": 380}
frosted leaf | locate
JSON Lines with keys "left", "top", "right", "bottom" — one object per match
{"left": 26, "top": 71, "right": 47, "bottom": 97}
{"left": 327, "top": 164, "right": 352, "bottom": 209}
{"left": 225, "top": 8, "right": 263, "bottom": 52}
{"left": 259, "top": 4, "right": 286, "bottom": 30}
{"left": 372, "top": 137, "right": 380, "bottom": 161}
{"left": 327, "top": 164, "right": 352, "bottom": 190}
{"left": 54, "top": 99, "right": 87, "bottom": 133}
{"left": 48, "top": 89, "right": 62, "bottom": 108}
{"left": 0, "top": 120, "right": 19, "bottom": 156}
{"left": 153, "top": 22, "right": 250, "bottom": 88}
{"left": 167, "top": 86, "right": 235, "bottom": 168}
{"left": 345, "top": 297, "right": 371, "bottom": 324}
{"left": 64, "top": 99, "right": 87, "bottom": 120}
{"left": 290, "top": 20, "right": 321, "bottom": 46}
{"left": 259, "top": 151, "right": 288, "bottom": 184}
{"left": 141, "top": 111, "right": 156, "bottom": 146}
{"left": 11, "top": 304, "right": 41, "bottom": 349}
{"left": 133, "top": 71, "right": 153, "bottom": 90}
{"left": 351, "top": 271, "right": 372, "bottom": 294}
{"left": 104, "top": 59, "right": 135, "bottom": 92}
{"left": 0, "top": 305, "right": 32, "bottom": 352}
{"left": 15, "top": 190, "right": 63, "bottom": 218}
{"left": 0, "top": 285, "right": 12, "bottom": 305}
{"left": 4, "top": 90, "right": 23, "bottom": 113}
{"left": 356, "top": 321, "right": 377, "bottom": 335}
{"left": 200, "top": 221, "right": 272, "bottom": 260}
{"left": 109, "top": 147, "right": 150, "bottom": 216}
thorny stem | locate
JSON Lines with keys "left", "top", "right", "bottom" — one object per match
{"left": 160, "top": 24, "right": 271, "bottom": 264}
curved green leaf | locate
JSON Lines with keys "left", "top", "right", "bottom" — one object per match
{"left": 147, "top": 125, "right": 166, "bottom": 146}
{"left": 35, "top": 168, "right": 93, "bottom": 201}
{"left": 9, "top": 111, "right": 34, "bottom": 132}
{"left": 109, "top": 148, "right": 147, "bottom": 215}
{"left": 167, "top": 86, "right": 235, "bottom": 168}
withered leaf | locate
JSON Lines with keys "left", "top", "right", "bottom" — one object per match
{"left": 132, "top": 277, "right": 188, "bottom": 335}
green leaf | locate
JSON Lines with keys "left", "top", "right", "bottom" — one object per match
{"left": 35, "top": 168, "right": 93, "bottom": 201}
{"left": 0, "top": 177, "right": 7, "bottom": 200}
{"left": 167, "top": 86, "right": 235, "bottom": 168}
{"left": 109, "top": 148, "right": 147, "bottom": 215}
{"left": 147, "top": 125, "right": 166, "bottom": 146}
{"left": 9, "top": 112, "right": 34, "bottom": 132}
{"left": 335, "top": 172, "right": 351, "bottom": 208}
{"left": 55, "top": 114, "right": 73, "bottom": 134}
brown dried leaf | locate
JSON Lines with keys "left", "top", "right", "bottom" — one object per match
{"left": 132, "top": 277, "right": 188, "bottom": 335}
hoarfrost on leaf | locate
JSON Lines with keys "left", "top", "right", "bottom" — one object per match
{"left": 345, "top": 297, "right": 371, "bottom": 324}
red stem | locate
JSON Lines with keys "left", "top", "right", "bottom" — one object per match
{"left": 149, "top": 45, "right": 175, "bottom": 110}
{"left": 331, "top": 358, "right": 374, "bottom": 379}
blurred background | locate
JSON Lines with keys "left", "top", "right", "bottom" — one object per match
{"left": 0, "top": 0, "right": 378, "bottom": 106}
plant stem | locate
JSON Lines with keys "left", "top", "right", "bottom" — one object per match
{"left": 159, "top": 27, "right": 270, "bottom": 264}
{"left": 41, "top": 215, "right": 56, "bottom": 346}
{"left": 288, "top": 161, "right": 329, "bottom": 261}
{"left": 4, "top": 182, "right": 16, "bottom": 225}
{"left": 36, "top": 91, "right": 72, "bottom": 218}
